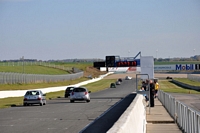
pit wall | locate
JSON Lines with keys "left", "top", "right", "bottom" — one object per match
{"left": 107, "top": 94, "right": 146, "bottom": 133}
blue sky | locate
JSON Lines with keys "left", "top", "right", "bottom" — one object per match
{"left": 0, "top": 0, "right": 200, "bottom": 60}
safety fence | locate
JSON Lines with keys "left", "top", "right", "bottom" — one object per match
{"left": 187, "top": 74, "right": 200, "bottom": 82}
{"left": 0, "top": 72, "right": 83, "bottom": 84}
{"left": 158, "top": 90, "right": 200, "bottom": 133}
{"left": 0, "top": 61, "right": 72, "bottom": 71}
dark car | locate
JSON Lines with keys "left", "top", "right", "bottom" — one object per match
{"left": 118, "top": 78, "right": 122, "bottom": 82}
{"left": 65, "top": 87, "right": 75, "bottom": 98}
{"left": 110, "top": 83, "right": 116, "bottom": 88}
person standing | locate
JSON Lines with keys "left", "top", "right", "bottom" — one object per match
{"left": 149, "top": 80, "right": 155, "bottom": 107}
{"left": 154, "top": 81, "right": 160, "bottom": 98}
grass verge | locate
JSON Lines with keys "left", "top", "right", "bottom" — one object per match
{"left": 0, "top": 65, "right": 69, "bottom": 74}
{"left": 173, "top": 78, "right": 200, "bottom": 86}
{"left": 160, "top": 80, "right": 200, "bottom": 94}
{"left": 0, "top": 77, "right": 88, "bottom": 91}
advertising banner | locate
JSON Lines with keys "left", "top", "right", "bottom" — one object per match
{"left": 154, "top": 64, "right": 195, "bottom": 71}
{"left": 154, "top": 65, "right": 175, "bottom": 71}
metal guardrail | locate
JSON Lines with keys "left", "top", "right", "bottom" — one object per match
{"left": 187, "top": 74, "right": 200, "bottom": 82}
{"left": 158, "top": 90, "right": 200, "bottom": 133}
{"left": 0, "top": 72, "right": 83, "bottom": 84}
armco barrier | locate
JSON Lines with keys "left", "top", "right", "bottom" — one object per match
{"left": 0, "top": 72, "right": 113, "bottom": 99}
{"left": 107, "top": 94, "right": 146, "bottom": 133}
{"left": 172, "top": 79, "right": 200, "bottom": 91}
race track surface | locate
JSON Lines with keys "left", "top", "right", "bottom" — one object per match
{"left": 0, "top": 79, "right": 137, "bottom": 133}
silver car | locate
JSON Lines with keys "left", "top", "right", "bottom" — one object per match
{"left": 23, "top": 90, "right": 46, "bottom": 106}
{"left": 70, "top": 87, "right": 91, "bottom": 103}
{"left": 116, "top": 81, "right": 121, "bottom": 85}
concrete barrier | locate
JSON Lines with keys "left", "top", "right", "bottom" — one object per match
{"left": 0, "top": 72, "right": 113, "bottom": 99}
{"left": 172, "top": 79, "right": 200, "bottom": 91}
{"left": 107, "top": 94, "right": 146, "bottom": 133}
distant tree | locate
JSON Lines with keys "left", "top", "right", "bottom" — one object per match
{"left": 197, "top": 56, "right": 200, "bottom": 61}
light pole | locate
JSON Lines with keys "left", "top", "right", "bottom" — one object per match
{"left": 128, "top": 50, "right": 130, "bottom": 57}
{"left": 193, "top": 49, "right": 195, "bottom": 56}
{"left": 22, "top": 56, "right": 24, "bottom": 73}
{"left": 156, "top": 50, "right": 158, "bottom": 59}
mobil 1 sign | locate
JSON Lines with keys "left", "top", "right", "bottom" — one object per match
{"left": 176, "top": 64, "right": 194, "bottom": 70}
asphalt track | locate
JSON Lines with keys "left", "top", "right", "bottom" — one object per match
{"left": 0, "top": 79, "right": 137, "bottom": 133}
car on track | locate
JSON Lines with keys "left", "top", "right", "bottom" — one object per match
{"left": 23, "top": 90, "right": 46, "bottom": 106}
{"left": 110, "top": 83, "right": 116, "bottom": 88}
{"left": 125, "top": 76, "right": 132, "bottom": 80}
{"left": 118, "top": 78, "right": 122, "bottom": 82}
{"left": 116, "top": 80, "right": 121, "bottom": 85}
{"left": 65, "top": 86, "right": 75, "bottom": 98}
{"left": 70, "top": 87, "right": 91, "bottom": 103}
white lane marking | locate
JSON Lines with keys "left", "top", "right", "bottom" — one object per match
{"left": 0, "top": 125, "right": 14, "bottom": 127}
{"left": 48, "top": 128, "right": 57, "bottom": 130}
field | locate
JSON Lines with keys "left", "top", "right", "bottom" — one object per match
{"left": 0, "top": 65, "right": 69, "bottom": 74}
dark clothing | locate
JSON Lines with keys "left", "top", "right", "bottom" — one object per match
{"left": 142, "top": 84, "right": 147, "bottom": 91}
{"left": 149, "top": 83, "right": 155, "bottom": 107}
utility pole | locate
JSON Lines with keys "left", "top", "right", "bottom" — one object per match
{"left": 22, "top": 56, "right": 24, "bottom": 73}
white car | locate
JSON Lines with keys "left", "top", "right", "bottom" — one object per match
{"left": 125, "top": 76, "right": 132, "bottom": 80}
{"left": 70, "top": 87, "right": 91, "bottom": 103}
{"left": 23, "top": 90, "right": 46, "bottom": 106}
{"left": 116, "top": 81, "right": 121, "bottom": 85}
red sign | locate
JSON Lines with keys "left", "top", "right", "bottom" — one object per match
{"left": 116, "top": 61, "right": 137, "bottom": 67}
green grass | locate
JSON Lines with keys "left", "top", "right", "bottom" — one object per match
{"left": 173, "top": 78, "right": 200, "bottom": 86}
{"left": 51, "top": 62, "right": 92, "bottom": 71}
{"left": 0, "top": 79, "right": 115, "bottom": 109}
{"left": 159, "top": 80, "right": 200, "bottom": 94}
{"left": 0, "top": 65, "right": 69, "bottom": 75}
{"left": 0, "top": 77, "right": 88, "bottom": 91}
{"left": 83, "top": 79, "right": 116, "bottom": 92}
{"left": 0, "top": 97, "right": 23, "bottom": 109}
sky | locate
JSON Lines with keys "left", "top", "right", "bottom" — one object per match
{"left": 0, "top": 0, "right": 200, "bottom": 61}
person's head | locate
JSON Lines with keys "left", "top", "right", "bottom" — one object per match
{"left": 140, "top": 87, "right": 144, "bottom": 90}
{"left": 150, "top": 80, "right": 153, "bottom": 84}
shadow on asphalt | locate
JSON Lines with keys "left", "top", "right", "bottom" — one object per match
{"left": 10, "top": 104, "right": 43, "bottom": 107}
{"left": 80, "top": 93, "right": 137, "bottom": 133}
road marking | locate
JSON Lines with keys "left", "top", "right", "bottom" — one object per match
{"left": 48, "top": 128, "right": 56, "bottom": 130}
{"left": 0, "top": 125, "right": 14, "bottom": 127}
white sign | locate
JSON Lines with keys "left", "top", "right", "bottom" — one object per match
{"left": 140, "top": 56, "right": 154, "bottom": 79}
{"left": 154, "top": 65, "right": 175, "bottom": 71}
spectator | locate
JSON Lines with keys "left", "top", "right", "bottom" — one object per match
{"left": 149, "top": 80, "right": 155, "bottom": 107}
{"left": 154, "top": 81, "right": 160, "bottom": 98}
{"left": 139, "top": 87, "right": 149, "bottom": 102}
{"left": 142, "top": 81, "right": 147, "bottom": 91}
